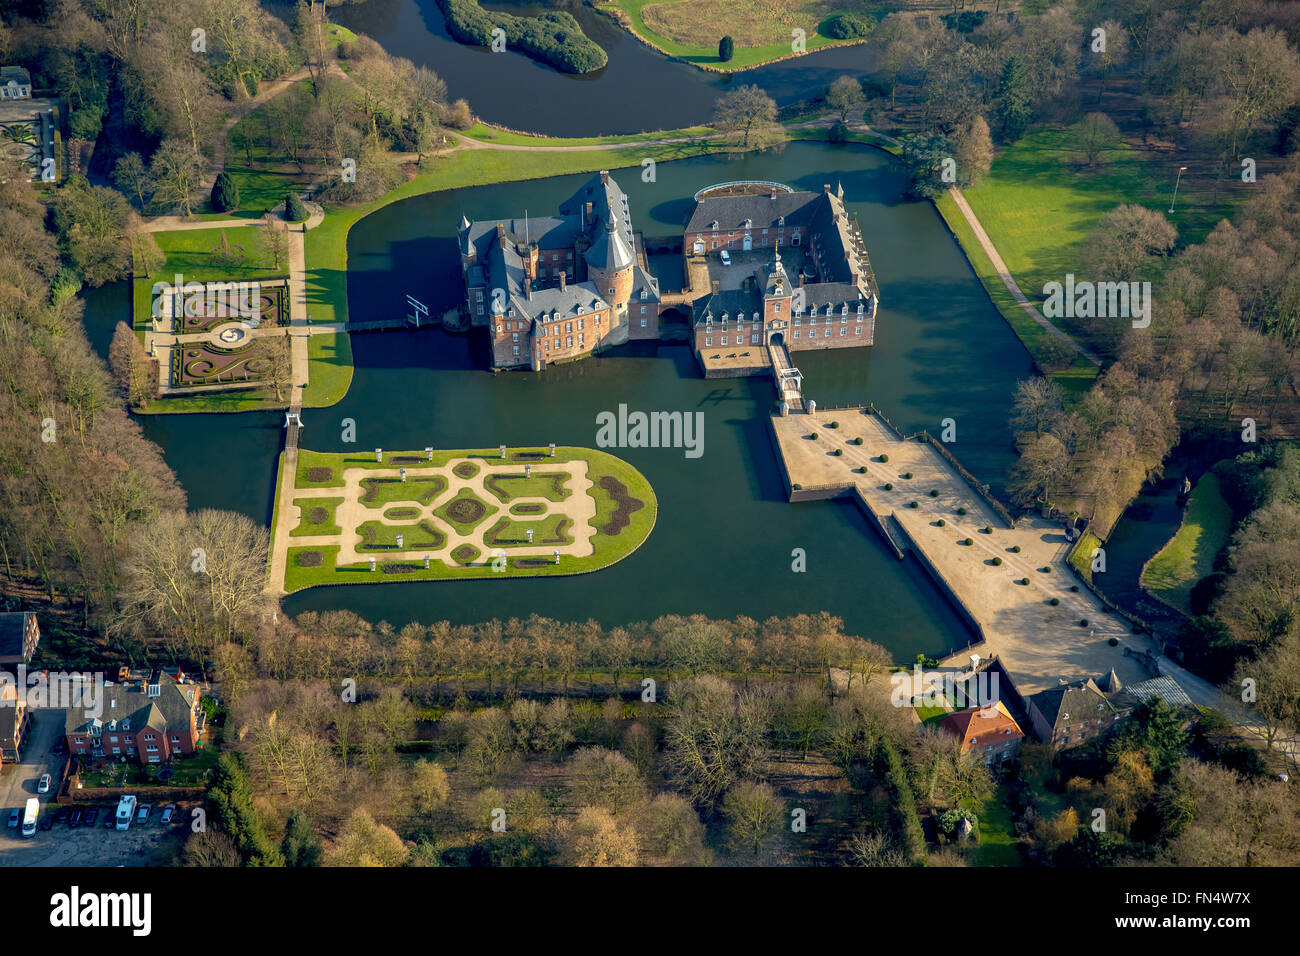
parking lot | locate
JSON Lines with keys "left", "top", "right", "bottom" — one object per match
{"left": 1, "top": 710, "right": 191, "bottom": 866}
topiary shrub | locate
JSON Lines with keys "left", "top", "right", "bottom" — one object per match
{"left": 991, "top": 556, "right": 1002, "bottom": 566}
{"left": 808, "top": 433, "right": 818, "bottom": 440}
{"left": 1070, "top": 585, "right": 1080, "bottom": 592}
{"left": 1108, "top": 637, "right": 1119, "bottom": 647}
{"left": 1049, "top": 597, "right": 1060, "bottom": 606}
{"left": 792, "top": 483, "right": 802, "bottom": 491}
{"left": 833, "top": 448, "right": 843, "bottom": 456}
{"left": 929, "top": 489, "right": 939, "bottom": 497}
{"left": 981, "top": 526, "right": 992, "bottom": 534}
{"left": 211, "top": 171, "right": 239, "bottom": 213}
{"left": 902, "top": 472, "right": 912, "bottom": 479}
{"left": 883, "top": 482, "right": 893, "bottom": 491}
{"left": 1010, "top": 545, "right": 1021, "bottom": 553}
{"left": 828, "top": 421, "right": 839, "bottom": 428}
{"left": 909, "top": 501, "right": 919, "bottom": 508}
{"left": 1020, "top": 577, "right": 1030, "bottom": 585}
{"left": 285, "top": 192, "right": 309, "bottom": 222}
{"left": 962, "top": 538, "right": 973, "bottom": 546}
{"left": 956, "top": 507, "right": 967, "bottom": 515}
{"left": 878, "top": 453, "right": 889, "bottom": 463}
{"left": 936, "top": 519, "right": 945, "bottom": 527}
{"left": 719, "top": 35, "right": 734, "bottom": 61}
{"left": 1079, "top": 618, "right": 1090, "bottom": 627}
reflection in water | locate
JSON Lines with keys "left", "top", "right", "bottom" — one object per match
{"left": 270, "top": 0, "right": 879, "bottom": 136}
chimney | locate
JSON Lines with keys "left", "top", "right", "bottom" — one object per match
{"left": 770, "top": 190, "right": 777, "bottom": 200}
{"left": 496, "top": 223, "right": 505, "bottom": 238}
{"left": 525, "top": 278, "right": 532, "bottom": 301}
{"left": 599, "top": 170, "right": 609, "bottom": 185}
{"left": 559, "top": 270, "right": 566, "bottom": 291}
{"left": 798, "top": 271, "right": 805, "bottom": 288}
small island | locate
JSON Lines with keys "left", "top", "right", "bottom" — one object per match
{"left": 275, "top": 445, "right": 655, "bottom": 593}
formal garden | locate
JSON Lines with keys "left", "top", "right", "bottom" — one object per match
{"left": 278, "top": 446, "right": 656, "bottom": 592}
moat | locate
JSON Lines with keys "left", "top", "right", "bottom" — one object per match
{"left": 83, "top": 143, "right": 1034, "bottom": 661}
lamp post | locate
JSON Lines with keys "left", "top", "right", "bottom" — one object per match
{"left": 1169, "top": 166, "right": 1187, "bottom": 214}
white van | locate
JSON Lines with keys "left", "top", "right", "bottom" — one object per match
{"left": 21, "top": 797, "right": 38, "bottom": 838}
{"left": 115, "top": 795, "right": 137, "bottom": 831}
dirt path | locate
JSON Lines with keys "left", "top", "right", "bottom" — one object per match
{"left": 947, "top": 187, "right": 1104, "bottom": 368}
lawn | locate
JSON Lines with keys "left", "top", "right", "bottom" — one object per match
{"left": 938, "top": 126, "right": 1247, "bottom": 401}
{"left": 290, "top": 496, "right": 344, "bottom": 536}
{"left": 601, "top": 0, "right": 873, "bottom": 70}
{"left": 973, "top": 786, "right": 1021, "bottom": 866}
{"left": 278, "top": 446, "right": 657, "bottom": 592}
{"left": 460, "top": 121, "right": 714, "bottom": 148}
{"left": 1141, "top": 469, "right": 1234, "bottom": 614}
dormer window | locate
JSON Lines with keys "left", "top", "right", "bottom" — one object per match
{"left": 508, "top": 309, "right": 515, "bottom": 317}
{"left": 640, "top": 289, "right": 647, "bottom": 300}
{"left": 778, "top": 216, "right": 785, "bottom": 226}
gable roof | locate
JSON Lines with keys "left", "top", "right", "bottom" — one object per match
{"left": 1029, "top": 678, "right": 1120, "bottom": 734}
{"left": 685, "top": 190, "right": 823, "bottom": 235}
{"left": 1114, "top": 676, "right": 1194, "bottom": 711}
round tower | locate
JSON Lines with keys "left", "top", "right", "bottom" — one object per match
{"left": 585, "top": 211, "right": 635, "bottom": 330}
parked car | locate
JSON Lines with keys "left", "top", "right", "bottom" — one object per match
{"left": 37, "top": 773, "right": 51, "bottom": 794}
{"left": 160, "top": 805, "right": 176, "bottom": 825}
{"left": 83, "top": 808, "right": 98, "bottom": 827}
{"left": 102, "top": 810, "right": 115, "bottom": 829}
{"left": 6, "top": 808, "right": 18, "bottom": 828}
{"left": 719, "top": 250, "right": 732, "bottom": 266}
{"left": 52, "top": 737, "right": 65, "bottom": 756}
{"left": 39, "top": 813, "right": 55, "bottom": 831}
{"left": 136, "top": 804, "right": 152, "bottom": 825}
{"left": 68, "top": 808, "right": 83, "bottom": 828}
{"left": 54, "top": 806, "right": 69, "bottom": 824}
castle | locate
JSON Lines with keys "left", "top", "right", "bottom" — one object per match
{"left": 458, "top": 170, "right": 661, "bottom": 370}
{"left": 686, "top": 182, "right": 878, "bottom": 355}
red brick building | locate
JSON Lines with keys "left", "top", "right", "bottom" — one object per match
{"left": 939, "top": 701, "right": 1025, "bottom": 766}
{"left": 65, "top": 667, "right": 205, "bottom": 765}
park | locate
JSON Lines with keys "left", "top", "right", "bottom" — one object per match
{"left": 274, "top": 445, "right": 656, "bottom": 593}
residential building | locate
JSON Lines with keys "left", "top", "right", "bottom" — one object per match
{"left": 1027, "top": 670, "right": 1128, "bottom": 751}
{"left": 0, "top": 681, "right": 30, "bottom": 765}
{"left": 458, "top": 169, "right": 660, "bottom": 370}
{"left": 65, "top": 667, "right": 205, "bottom": 764}
{"left": 0, "top": 611, "right": 40, "bottom": 666}
{"left": 939, "top": 700, "right": 1025, "bottom": 766}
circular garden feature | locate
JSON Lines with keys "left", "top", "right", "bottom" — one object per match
{"left": 446, "top": 496, "right": 486, "bottom": 525}
{"left": 453, "top": 462, "right": 480, "bottom": 479}
{"left": 307, "top": 507, "right": 329, "bottom": 526}
{"left": 451, "top": 544, "right": 480, "bottom": 564}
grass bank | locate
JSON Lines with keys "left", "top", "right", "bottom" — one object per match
{"left": 1140, "top": 469, "right": 1233, "bottom": 614}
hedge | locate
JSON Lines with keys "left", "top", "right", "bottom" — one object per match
{"left": 823, "top": 12, "right": 876, "bottom": 40}
{"left": 437, "top": 0, "right": 607, "bottom": 74}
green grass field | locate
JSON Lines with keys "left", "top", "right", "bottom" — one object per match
{"left": 291, "top": 496, "right": 344, "bottom": 536}
{"left": 601, "top": 0, "right": 868, "bottom": 71}
{"left": 461, "top": 121, "right": 714, "bottom": 148}
{"left": 973, "top": 786, "right": 1021, "bottom": 866}
{"left": 280, "top": 446, "right": 656, "bottom": 592}
{"left": 1141, "top": 470, "right": 1234, "bottom": 613}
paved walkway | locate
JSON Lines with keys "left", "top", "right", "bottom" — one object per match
{"left": 268, "top": 459, "right": 599, "bottom": 594}
{"left": 946, "top": 187, "right": 1103, "bottom": 367}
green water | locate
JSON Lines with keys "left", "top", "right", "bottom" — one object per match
{"left": 86, "top": 143, "right": 1035, "bottom": 660}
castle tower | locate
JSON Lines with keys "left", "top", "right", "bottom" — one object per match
{"left": 585, "top": 210, "right": 635, "bottom": 334}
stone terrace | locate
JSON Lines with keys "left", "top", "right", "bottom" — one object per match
{"left": 770, "top": 407, "right": 1149, "bottom": 695}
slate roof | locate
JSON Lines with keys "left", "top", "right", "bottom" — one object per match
{"left": 692, "top": 288, "right": 762, "bottom": 322}
{"left": 585, "top": 213, "right": 635, "bottom": 272}
{"left": 1030, "top": 678, "right": 1120, "bottom": 734}
{"left": 685, "top": 190, "right": 823, "bottom": 235}
{"left": 64, "top": 669, "right": 200, "bottom": 738}
{"left": 513, "top": 282, "right": 609, "bottom": 325}
{"left": 631, "top": 265, "right": 660, "bottom": 302}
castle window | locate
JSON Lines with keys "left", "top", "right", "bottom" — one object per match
{"left": 841, "top": 327, "right": 847, "bottom": 336}
{"left": 751, "top": 334, "right": 759, "bottom": 344}
{"left": 508, "top": 309, "right": 515, "bottom": 317}
{"left": 496, "top": 325, "right": 502, "bottom": 335}
{"left": 513, "top": 346, "right": 520, "bottom": 356}
{"left": 640, "top": 306, "right": 646, "bottom": 315}
{"left": 578, "top": 319, "right": 584, "bottom": 330}
{"left": 566, "top": 323, "right": 573, "bottom": 333}
{"left": 721, "top": 337, "right": 727, "bottom": 345}
{"left": 856, "top": 327, "right": 862, "bottom": 335}
{"left": 477, "top": 304, "right": 484, "bottom": 315}
{"left": 641, "top": 318, "right": 647, "bottom": 327}
{"left": 567, "top": 337, "right": 573, "bottom": 347}
{"left": 794, "top": 331, "right": 800, "bottom": 339}
{"left": 608, "top": 288, "right": 615, "bottom": 295}
{"left": 554, "top": 339, "right": 561, "bottom": 349}
{"left": 774, "top": 303, "right": 781, "bottom": 313}
{"left": 512, "top": 333, "right": 518, "bottom": 342}
{"left": 705, "top": 337, "right": 712, "bottom": 346}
